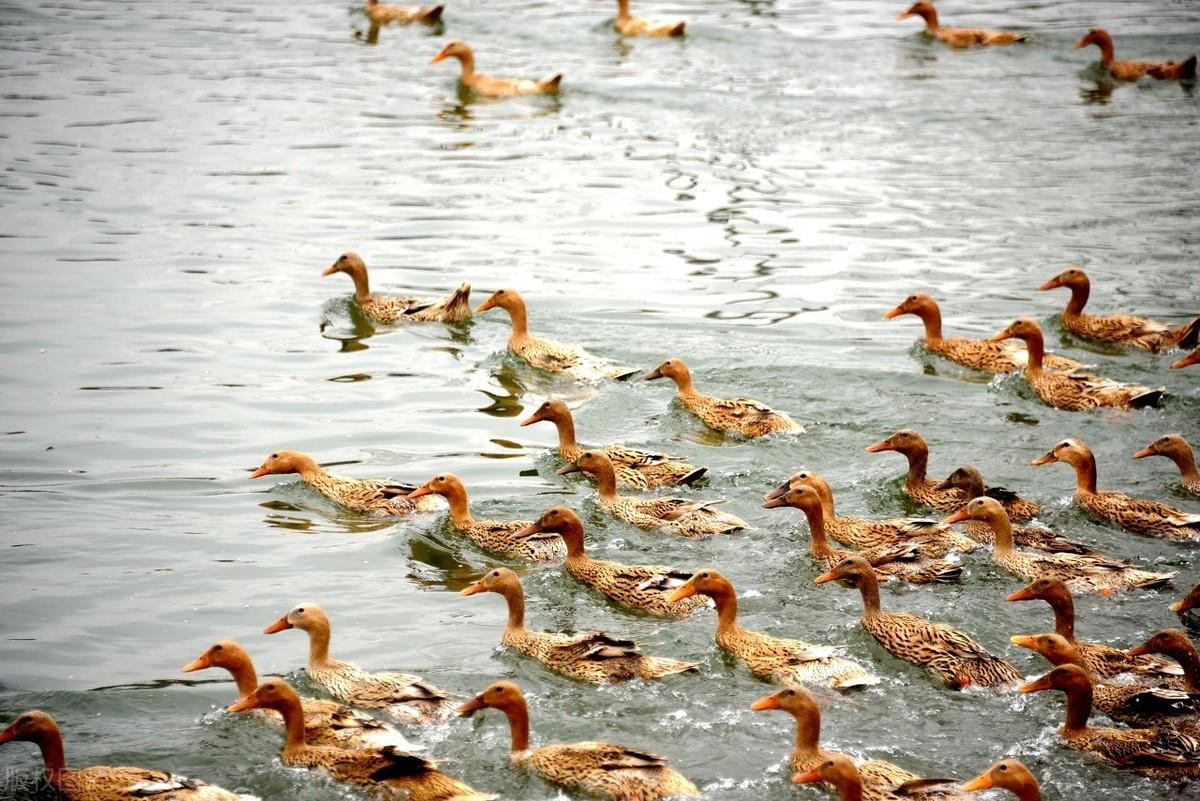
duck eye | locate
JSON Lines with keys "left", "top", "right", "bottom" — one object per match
{"left": 297, "top": 608, "right": 305, "bottom": 613}
{"left": 700, "top": 572, "right": 710, "bottom": 579}
{"left": 496, "top": 289, "right": 506, "bottom": 295}
{"left": 270, "top": 453, "right": 278, "bottom": 459}
{"left": 437, "top": 475, "right": 445, "bottom": 481}
{"left": 999, "top": 764, "right": 1008, "bottom": 771}
{"left": 785, "top": 689, "right": 795, "bottom": 696}
{"left": 491, "top": 570, "right": 500, "bottom": 577}
{"left": 214, "top": 644, "right": 223, "bottom": 651}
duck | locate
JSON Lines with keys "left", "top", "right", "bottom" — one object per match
{"left": 962, "top": 759, "right": 1042, "bottom": 801}
{"left": 615, "top": 0, "right": 685, "bottom": 37}
{"left": 1174, "top": 584, "right": 1200, "bottom": 614}
{"left": 430, "top": 42, "right": 562, "bottom": 97}
{"left": 669, "top": 569, "right": 876, "bottom": 689}
{"left": 263, "top": 603, "right": 452, "bottom": 723}
{"left": 1038, "top": 268, "right": 1200, "bottom": 350}
{"left": 459, "top": 681, "right": 699, "bottom": 800}
{"left": 945, "top": 497, "right": 1175, "bottom": 593}
{"left": 815, "top": 556, "right": 1021, "bottom": 688}
{"left": 935, "top": 466, "right": 1097, "bottom": 554}
{"left": 991, "top": 319, "right": 1165, "bottom": 411}
{"left": 1019, "top": 664, "right": 1200, "bottom": 779}
{"left": 461, "top": 567, "right": 696, "bottom": 682}
{"left": 643, "top": 358, "right": 802, "bottom": 437}
{"left": 182, "top": 640, "right": 415, "bottom": 751}
{"left": 765, "top": 470, "right": 976, "bottom": 555}
{"left": 0, "top": 710, "right": 255, "bottom": 801}
{"left": 1074, "top": 29, "right": 1198, "bottom": 82}
{"left": 520, "top": 399, "right": 706, "bottom": 488}
{"left": 229, "top": 680, "right": 492, "bottom": 801}
{"left": 793, "top": 754, "right": 964, "bottom": 801}
{"left": 366, "top": 0, "right": 443, "bottom": 25}
{"left": 1175, "top": 348, "right": 1200, "bottom": 369}
{"left": 897, "top": 1, "right": 1026, "bottom": 47}
{"left": 885, "top": 293, "right": 1082, "bottom": 373}
{"left": 516, "top": 506, "right": 705, "bottom": 617}
{"left": 322, "top": 253, "right": 469, "bottom": 324}
{"left": 1129, "top": 630, "right": 1200, "bottom": 691}
{"left": 1032, "top": 439, "right": 1200, "bottom": 542}
{"left": 558, "top": 450, "right": 747, "bottom": 537}
{"left": 864, "top": 429, "right": 971, "bottom": 511}
{"left": 1006, "top": 578, "right": 1182, "bottom": 680}
{"left": 751, "top": 686, "right": 962, "bottom": 797}
{"left": 1135, "top": 435, "right": 1200, "bottom": 497}
{"left": 405, "top": 473, "right": 566, "bottom": 562}
{"left": 764, "top": 485, "right": 963, "bottom": 584}
{"left": 249, "top": 450, "right": 438, "bottom": 516}
{"left": 475, "top": 289, "right": 632, "bottom": 379}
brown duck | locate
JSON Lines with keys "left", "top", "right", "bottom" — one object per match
{"left": 430, "top": 43, "right": 562, "bottom": 97}
{"left": 643, "top": 358, "right": 801, "bottom": 437}
{"left": 865, "top": 429, "right": 971, "bottom": 511}
{"left": 961, "top": 759, "right": 1042, "bottom": 801}
{"left": 614, "top": 0, "right": 685, "bottom": 37}
{"left": 793, "top": 753, "right": 964, "bottom": 801}
{"left": 250, "top": 450, "right": 438, "bottom": 516}
{"left": 897, "top": 1, "right": 1025, "bottom": 47}
{"left": 1075, "top": 29, "right": 1198, "bottom": 82}
{"left": 365, "top": 0, "right": 444, "bottom": 25}
{"left": 1129, "top": 630, "right": 1200, "bottom": 692}
{"left": 1174, "top": 584, "right": 1200, "bottom": 614}
{"left": 323, "top": 253, "right": 470, "bottom": 323}
{"left": 1135, "top": 434, "right": 1200, "bottom": 497}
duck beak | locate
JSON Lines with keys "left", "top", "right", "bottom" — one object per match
{"left": 813, "top": 568, "right": 838, "bottom": 585}
{"left": 943, "top": 508, "right": 971, "bottom": 525}
{"left": 321, "top": 263, "right": 340, "bottom": 277}
{"left": 864, "top": 438, "right": 892, "bottom": 453}
{"left": 250, "top": 465, "right": 270, "bottom": 479}
{"left": 1173, "top": 350, "right": 1200, "bottom": 369}
{"left": 1018, "top": 675, "right": 1052, "bottom": 694}
{"left": 0, "top": 726, "right": 15, "bottom": 744}
{"left": 475, "top": 296, "right": 496, "bottom": 312}
{"left": 763, "top": 479, "right": 791, "bottom": 501}
{"left": 666, "top": 581, "right": 697, "bottom": 603}
{"left": 961, "top": 772, "right": 994, "bottom": 792}
{"left": 933, "top": 477, "right": 955, "bottom": 491}
{"left": 1038, "top": 274, "right": 1064, "bottom": 290}
{"left": 556, "top": 460, "right": 582, "bottom": 476}
{"left": 896, "top": 10, "right": 912, "bottom": 19}
{"left": 1172, "top": 596, "right": 1197, "bottom": 613}
{"left": 457, "top": 694, "right": 487, "bottom": 717}
{"left": 1072, "top": 36, "right": 1087, "bottom": 49}
{"left": 430, "top": 49, "right": 448, "bottom": 64}
{"left": 460, "top": 579, "right": 489, "bottom": 597}
{"left": 883, "top": 304, "right": 905, "bottom": 319}
{"left": 749, "top": 693, "right": 781, "bottom": 711}
{"left": 988, "top": 329, "right": 1013, "bottom": 343}
{"left": 181, "top": 654, "right": 211, "bottom": 673}
{"left": 1126, "top": 640, "right": 1153, "bottom": 658}
{"left": 519, "top": 411, "right": 542, "bottom": 427}
{"left": 1031, "top": 452, "right": 1057, "bottom": 466}
{"left": 1010, "top": 634, "right": 1038, "bottom": 650}
{"left": 227, "top": 695, "right": 259, "bottom": 714}
{"left": 792, "top": 768, "right": 823, "bottom": 785}
{"left": 642, "top": 367, "right": 664, "bottom": 381}
{"left": 1006, "top": 586, "right": 1036, "bottom": 602}
{"left": 515, "top": 521, "right": 546, "bottom": 540}
{"left": 762, "top": 495, "right": 790, "bottom": 509}
{"left": 263, "top": 617, "right": 292, "bottom": 635}
{"left": 1132, "top": 446, "right": 1156, "bottom": 460}
{"left": 406, "top": 484, "right": 434, "bottom": 500}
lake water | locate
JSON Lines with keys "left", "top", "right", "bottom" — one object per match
{"left": 1, "top": 0, "right": 1198, "bottom": 799}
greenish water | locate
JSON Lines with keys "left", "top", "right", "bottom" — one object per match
{"left": 1, "top": 0, "right": 1198, "bottom": 799}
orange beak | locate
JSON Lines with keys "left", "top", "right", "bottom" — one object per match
{"left": 321, "top": 263, "right": 339, "bottom": 277}
{"left": 1031, "top": 452, "right": 1057, "bottom": 466}
{"left": 1126, "top": 641, "right": 1153, "bottom": 658}
{"left": 1173, "top": 350, "right": 1200, "bottom": 369}
{"left": 1038, "top": 275, "right": 1064, "bottom": 290}
{"left": 1010, "top": 634, "right": 1038, "bottom": 650}
{"left": 1018, "top": 675, "right": 1052, "bottom": 694}
{"left": 642, "top": 367, "right": 664, "bottom": 381}
{"left": 0, "top": 726, "right": 16, "bottom": 744}
{"left": 749, "top": 693, "right": 781, "bottom": 711}
{"left": 813, "top": 568, "right": 838, "bottom": 585}
{"left": 457, "top": 694, "right": 487, "bottom": 717}
{"left": 263, "top": 617, "right": 292, "bottom": 635}
{"left": 460, "top": 579, "right": 489, "bottom": 597}
{"left": 227, "top": 695, "right": 259, "bottom": 714}
{"left": 988, "top": 329, "right": 1013, "bottom": 343}
{"left": 430, "top": 49, "right": 448, "bottom": 64}
{"left": 556, "top": 461, "right": 582, "bottom": 476}
{"left": 961, "top": 772, "right": 994, "bottom": 792}
{"left": 250, "top": 465, "right": 270, "bottom": 479}
{"left": 896, "top": 10, "right": 912, "bottom": 20}
{"left": 1006, "top": 586, "right": 1036, "bottom": 602}
{"left": 1132, "top": 446, "right": 1156, "bottom": 460}
{"left": 763, "top": 479, "right": 792, "bottom": 501}
{"left": 475, "top": 295, "right": 496, "bottom": 312}
{"left": 519, "top": 411, "right": 542, "bottom": 427}
{"left": 792, "top": 768, "right": 824, "bottom": 784}
{"left": 515, "top": 521, "right": 546, "bottom": 539}
{"left": 762, "top": 495, "right": 791, "bottom": 509}
{"left": 667, "top": 583, "right": 697, "bottom": 603}
{"left": 883, "top": 304, "right": 905, "bottom": 319}
{"left": 864, "top": 439, "right": 891, "bottom": 453}
{"left": 406, "top": 484, "right": 434, "bottom": 500}
{"left": 943, "top": 508, "right": 971, "bottom": 525}
{"left": 181, "top": 654, "right": 211, "bottom": 673}
{"left": 1073, "top": 36, "right": 1088, "bottom": 49}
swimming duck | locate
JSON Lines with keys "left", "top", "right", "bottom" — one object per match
{"left": 669, "top": 569, "right": 876, "bottom": 689}
{"left": 897, "top": 1, "right": 1025, "bottom": 47}
{"left": 945, "top": 497, "right": 1175, "bottom": 593}
{"left": 1019, "top": 664, "right": 1200, "bottom": 779}
{"left": 520, "top": 399, "right": 706, "bottom": 488}
{"left": 0, "top": 710, "right": 254, "bottom": 801}
{"left": 475, "top": 289, "right": 632, "bottom": 380}
{"left": 459, "top": 681, "right": 700, "bottom": 800}
{"left": 558, "top": 450, "right": 747, "bottom": 537}
{"left": 516, "top": 506, "right": 705, "bottom": 617}
{"left": 323, "top": 253, "right": 470, "bottom": 324}
{"left": 864, "top": 429, "right": 969, "bottom": 511}
{"left": 182, "top": 640, "right": 415, "bottom": 751}
{"left": 263, "top": 603, "right": 452, "bottom": 723}
{"left": 1135, "top": 435, "right": 1200, "bottom": 497}
{"left": 793, "top": 754, "right": 964, "bottom": 801}
{"left": 615, "top": 0, "right": 685, "bottom": 36}
{"left": 431, "top": 42, "right": 562, "bottom": 97}
{"left": 1074, "top": 29, "right": 1198, "bottom": 82}
{"left": 1129, "top": 630, "right": 1200, "bottom": 691}
{"left": 366, "top": 0, "right": 443, "bottom": 25}
{"left": 229, "top": 680, "right": 492, "bottom": 801}
{"left": 643, "top": 358, "right": 802, "bottom": 437}
{"left": 461, "top": 567, "right": 696, "bottom": 682}
{"left": 1174, "top": 584, "right": 1200, "bottom": 614}
{"left": 250, "top": 450, "right": 438, "bottom": 516}
{"left": 406, "top": 473, "right": 566, "bottom": 562}
{"left": 815, "top": 556, "right": 1021, "bottom": 688}
{"left": 1038, "top": 268, "right": 1200, "bottom": 350}
{"left": 991, "top": 319, "right": 1165, "bottom": 410}
{"left": 962, "top": 759, "right": 1042, "bottom": 801}
{"left": 885, "top": 293, "right": 1082, "bottom": 373}
{"left": 1032, "top": 439, "right": 1200, "bottom": 542}
{"left": 1175, "top": 348, "right": 1200, "bottom": 369}
{"left": 764, "top": 486, "right": 963, "bottom": 584}
{"left": 1007, "top": 578, "right": 1182, "bottom": 680}
{"left": 932, "top": 465, "right": 1040, "bottom": 520}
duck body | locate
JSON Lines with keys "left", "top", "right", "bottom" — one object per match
{"left": 431, "top": 43, "right": 561, "bottom": 97}
{"left": 615, "top": 0, "right": 685, "bottom": 36}
{"left": 1074, "top": 29, "right": 1198, "bottom": 82}
{"left": 644, "top": 358, "right": 801, "bottom": 437}
{"left": 366, "top": 0, "right": 444, "bottom": 25}
{"left": 1135, "top": 435, "right": 1200, "bottom": 497}
{"left": 251, "top": 450, "right": 438, "bottom": 516}
{"left": 898, "top": 2, "right": 1025, "bottom": 47}
{"left": 865, "top": 430, "right": 982, "bottom": 513}
{"left": 323, "top": 254, "right": 469, "bottom": 323}
{"left": 1040, "top": 268, "right": 1200, "bottom": 350}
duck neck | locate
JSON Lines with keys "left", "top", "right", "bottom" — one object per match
{"left": 226, "top": 653, "right": 261, "bottom": 698}
{"left": 1019, "top": 333, "right": 1044, "bottom": 374}
{"left": 592, "top": 462, "right": 620, "bottom": 502}
{"left": 455, "top": 51, "right": 476, "bottom": 81}
{"left": 1168, "top": 447, "right": 1199, "bottom": 484}
{"left": 1063, "top": 281, "right": 1090, "bottom": 317}
{"left": 1166, "top": 644, "right": 1200, "bottom": 692}
{"left": 917, "top": 6, "right": 938, "bottom": 31}
{"left": 616, "top": 0, "right": 631, "bottom": 21}
{"left": 1045, "top": 593, "right": 1076, "bottom": 641}
{"left": 551, "top": 416, "right": 578, "bottom": 457}
{"left": 296, "top": 459, "right": 330, "bottom": 486}
{"left": 348, "top": 266, "right": 372, "bottom": 304}
{"left": 800, "top": 506, "right": 835, "bottom": 559}
{"left": 33, "top": 727, "right": 68, "bottom": 787}
{"left": 499, "top": 584, "right": 526, "bottom": 632}
{"left": 305, "top": 623, "right": 334, "bottom": 668}
{"left": 558, "top": 522, "right": 587, "bottom": 560}
{"left": 1069, "top": 457, "right": 1098, "bottom": 495}
{"left": 900, "top": 446, "right": 929, "bottom": 486}
{"left": 1062, "top": 682, "right": 1093, "bottom": 733}
{"left": 989, "top": 514, "right": 1015, "bottom": 552}
{"left": 916, "top": 305, "right": 943, "bottom": 342}
{"left": 1014, "top": 782, "right": 1042, "bottom": 801}
{"left": 710, "top": 586, "right": 741, "bottom": 637}
{"left": 855, "top": 574, "right": 883, "bottom": 617}
{"left": 277, "top": 694, "right": 310, "bottom": 752}
{"left": 838, "top": 778, "right": 864, "bottom": 801}
{"left": 816, "top": 484, "right": 837, "bottom": 519}
{"left": 1090, "top": 36, "right": 1115, "bottom": 67}
{"left": 444, "top": 486, "right": 475, "bottom": 529}
{"left": 672, "top": 370, "right": 698, "bottom": 398}
{"left": 503, "top": 300, "right": 529, "bottom": 339}
{"left": 502, "top": 701, "right": 531, "bottom": 754}
{"left": 790, "top": 709, "right": 821, "bottom": 762}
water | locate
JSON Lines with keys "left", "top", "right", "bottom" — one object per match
{"left": 1, "top": 0, "right": 1198, "bottom": 798}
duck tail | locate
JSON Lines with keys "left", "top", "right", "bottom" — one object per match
{"left": 434, "top": 282, "right": 472, "bottom": 322}
{"left": 931, "top": 562, "right": 965, "bottom": 583}
{"left": 640, "top": 656, "right": 699, "bottom": 678}
{"left": 539, "top": 74, "right": 564, "bottom": 93}
{"left": 670, "top": 21, "right": 686, "bottom": 37}
{"left": 1179, "top": 54, "right": 1198, "bottom": 81}
{"left": 419, "top": 4, "right": 444, "bottom": 23}
{"left": 1129, "top": 387, "right": 1166, "bottom": 409}
{"left": 677, "top": 466, "right": 708, "bottom": 486}
{"left": 1172, "top": 315, "right": 1200, "bottom": 349}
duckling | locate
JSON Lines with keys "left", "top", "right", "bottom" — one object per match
{"left": 1032, "top": 439, "right": 1200, "bottom": 542}
{"left": 1019, "top": 664, "right": 1200, "bottom": 779}
{"left": 864, "top": 429, "right": 965, "bottom": 511}
{"left": 558, "top": 450, "right": 747, "bottom": 537}
{"left": 764, "top": 485, "right": 963, "bottom": 584}
{"left": 229, "top": 680, "right": 492, "bottom": 801}
{"left": 516, "top": 506, "right": 704, "bottom": 617}
{"left": 793, "top": 754, "right": 964, "bottom": 801}
{"left": 1175, "top": 348, "right": 1200, "bottom": 369}
{"left": 1039, "top": 268, "right": 1200, "bottom": 350}
{"left": 459, "top": 681, "right": 699, "bottom": 800}
{"left": 475, "top": 289, "right": 632, "bottom": 379}
{"left": 406, "top": 473, "right": 566, "bottom": 562}
{"left": 323, "top": 253, "right": 469, "bottom": 324}
{"left": 263, "top": 603, "right": 452, "bottom": 723}
{"left": 643, "top": 358, "right": 802, "bottom": 437}
{"left": 250, "top": 450, "right": 438, "bottom": 516}
{"left": 1074, "top": 29, "right": 1198, "bottom": 82}
{"left": 962, "top": 759, "right": 1042, "bottom": 801}
{"left": 520, "top": 399, "right": 706, "bottom": 488}
{"left": 1129, "top": 630, "right": 1200, "bottom": 691}
{"left": 1135, "top": 435, "right": 1200, "bottom": 497}
{"left": 815, "top": 556, "right": 1021, "bottom": 688}
{"left": 365, "top": 0, "right": 443, "bottom": 25}
{"left": 0, "top": 711, "right": 256, "bottom": 801}
{"left": 885, "top": 293, "right": 1082, "bottom": 373}
{"left": 897, "top": 1, "right": 1026, "bottom": 47}
{"left": 991, "top": 319, "right": 1165, "bottom": 410}
{"left": 461, "top": 567, "right": 696, "bottom": 683}
{"left": 945, "top": 497, "right": 1175, "bottom": 593}
{"left": 182, "top": 640, "right": 415, "bottom": 751}
{"left": 669, "top": 569, "right": 876, "bottom": 689}
{"left": 430, "top": 42, "right": 562, "bottom": 97}
{"left": 1007, "top": 578, "right": 1182, "bottom": 680}
{"left": 615, "top": 0, "right": 685, "bottom": 36}
{"left": 1174, "top": 584, "right": 1200, "bottom": 614}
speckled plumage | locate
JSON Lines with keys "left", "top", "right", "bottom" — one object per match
{"left": 365, "top": 0, "right": 444, "bottom": 25}
{"left": 433, "top": 43, "right": 562, "bottom": 98}
{"left": 865, "top": 429, "right": 981, "bottom": 512}
{"left": 898, "top": 2, "right": 1026, "bottom": 47}
{"left": 323, "top": 253, "right": 470, "bottom": 324}
{"left": 250, "top": 450, "right": 438, "bottom": 516}
{"left": 644, "top": 358, "right": 801, "bottom": 438}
